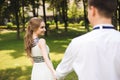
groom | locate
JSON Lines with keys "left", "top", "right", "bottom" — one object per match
{"left": 56, "top": 0, "right": 120, "bottom": 80}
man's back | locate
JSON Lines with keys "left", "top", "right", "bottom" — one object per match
{"left": 56, "top": 0, "right": 119, "bottom": 80}
{"left": 72, "top": 28, "right": 120, "bottom": 80}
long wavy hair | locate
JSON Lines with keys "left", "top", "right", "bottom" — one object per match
{"left": 24, "top": 17, "right": 43, "bottom": 57}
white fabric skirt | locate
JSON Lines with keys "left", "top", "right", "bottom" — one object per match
{"left": 31, "top": 62, "right": 54, "bottom": 80}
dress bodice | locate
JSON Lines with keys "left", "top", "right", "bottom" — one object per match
{"left": 31, "top": 38, "right": 49, "bottom": 62}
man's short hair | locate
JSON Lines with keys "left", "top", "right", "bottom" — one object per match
{"left": 88, "top": 0, "right": 117, "bottom": 18}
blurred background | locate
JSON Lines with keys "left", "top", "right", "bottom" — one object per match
{"left": 0, "top": 0, "right": 120, "bottom": 80}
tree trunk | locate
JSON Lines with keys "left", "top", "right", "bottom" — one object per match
{"left": 12, "top": 0, "right": 20, "bottom": 39}
{"left": 36, "top": 0, "right": 39, "bottom": 17}
{"left": 62, "top": 0, "right": 68, "bottom": 32}
{"left": 118, "top": 0, "right": 120, "bottom": 31}
{"left": 65, "top": 0, "right": 68, "bottom": 32}
{"left": 83, "top": 0, "right": 89, "bottom": 32}
{"left": 16, "top": 12, "right": 20, "bottom": 39}
{"left": 42, "top": 0, "right": 47, "bottom": 36}
{"left": 112, "top": 0, "right": 118, "bottom": 30}
{"left": 22, "top": 0, "right": 25, "bottom": 31}
{"left": 112, "top": 13, "right": 117, "bottom": 30}
{"left": 31, "top": 0, "right": 36, "bottom": 17}
{"left": 54, "top": 8, "right": 58, "bottom": 30}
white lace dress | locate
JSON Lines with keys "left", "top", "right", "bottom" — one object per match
{"left": 31, "top": 38, "right": 54, "bottom": 80}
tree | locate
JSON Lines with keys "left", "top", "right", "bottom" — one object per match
{"left": 10, "top": 0, "right": 21, "bottom": 39}
{"left": 61, "top": 0, "right": 68, "bottom": 32}
{"left": 42, "top": 0, "right": 47, "bottom": 36}
{"left": 48, "top": 0, "right": 61, "bottom": 30}
{"left": 118, "top": 0, "right": 120, "bottom": 31}
{"left": 0, "top": 0, "right": 9, "bottom": 25}
{"left": 48, "top": 0, "right": 69, "bottom": 31}
{"left": 22, "top": 0, "right": 25, "bottom": 31}
{"left": 82, "top": 0, "right": 89, "bottom": 31}
{"left": 112, "top": 0, "right": 120, "bottom": 31}
{"left": 54, "top": 8, "right": 59, "bottom": 30}
{"left": 68, "top": 1, "right": 84, "bottom": 23}
{"left": 73, "top": 0, "right": 89, "bottom": 32}
{"left": 30, "top": 0, "right": 36, "bottom": 17}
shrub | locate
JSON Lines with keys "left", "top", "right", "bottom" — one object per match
{"left": 6, "top": 22, "right": 13, "bottom": 29}
{"left": 51, "top": 20, "right": 55, "bottom": 25}
{"left": 0, "top": 26, "right": 7, "bottom": 29}
{"left": 79, "top": 20, "right": 85, "bottom": 26}
{"left": 47, "top": 21, "right": 51, "bottom": 25}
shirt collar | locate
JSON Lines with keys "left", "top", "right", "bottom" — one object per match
{"left": 93, "top": 24, "right": 114, "bottom": 30}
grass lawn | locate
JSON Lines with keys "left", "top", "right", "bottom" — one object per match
{"left": 0, "top": 25, "right": 88, "bottom": 80}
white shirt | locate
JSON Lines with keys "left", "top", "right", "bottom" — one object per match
{"left": 56, "top": 24, "right": 120, "bottom": 80}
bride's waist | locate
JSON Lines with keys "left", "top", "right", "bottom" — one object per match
{"left": 32, "top": 56, "right": 44, "bottom": 63}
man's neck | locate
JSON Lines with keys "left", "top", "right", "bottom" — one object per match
{"left": 92, "top": 17, "right": 112, "bottom": 27}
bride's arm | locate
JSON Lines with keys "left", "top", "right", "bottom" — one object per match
{"left": 38, "top": 38, "right": 56, "bottom": 79}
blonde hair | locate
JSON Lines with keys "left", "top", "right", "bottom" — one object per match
{"left": 24, "top": 17, "right": 43, "bottom": 57}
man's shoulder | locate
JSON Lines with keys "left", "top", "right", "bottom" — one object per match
{"left": 72, "top": 32, "right": 92, "bottom": 42}
{"left": 112, "top": 30, "right": 120, "bottom": 40}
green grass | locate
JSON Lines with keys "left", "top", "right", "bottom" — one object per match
{"left": 0, "top": 25, "right": 87, "bottom": 80}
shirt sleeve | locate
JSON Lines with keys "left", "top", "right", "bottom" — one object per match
{"left": 56, "top": 40, "right": 77, "bottom": 80}
{"left": 114, "top": 50, "right": 120, "bottom": 79}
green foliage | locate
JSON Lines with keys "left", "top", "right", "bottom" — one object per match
{"left": 68, "top": 2, "right": 84, "bottom": 19}
{"left": 79, "top": 20, "right": 85, "bottom": 26}
{"left": 46, "top": 20, "right": 53, "bottom": 25}
{"left": 47, "top": 21, "right": 51, "bottom": 25}
{"left": 6, "top": 22, "right": 13, "bottom": 29}
{"left": 51, "top": 20, "right": 55, "bottom": 25}
{"left": 58, "top": 21, "right": 60, "bottom": 24}
{"left": 0, "top": 26, "right": 7, "bottom": 29}
{"left": 25, "top": 22, "right": 29, "bottom": 28}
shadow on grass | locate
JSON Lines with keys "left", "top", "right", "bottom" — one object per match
{"left": 53, "top": 60, "right": 78, "bottom": 80}
{"left": 0, "top": 27, "right": 86, "bottom": 58}
{"left": 0, "top": 60, "right": 78, "bottom": 80}
{"left": 0, "top": 31, "right": 24, "bottom": 58}
{"left": 0, "top": 66, "right": 32, "bottom": 80}
{"left": 0, "top": 27, "right": 86, "bottom": 80}
{"left": 46, "top": 28, "right": 86, "bottom": 54}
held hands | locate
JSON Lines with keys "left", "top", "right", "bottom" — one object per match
{"left": 53, "top": 70, "right": 57, "bottom": 80}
